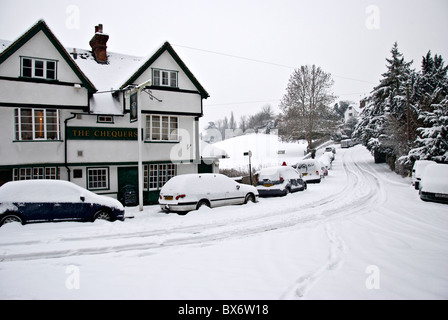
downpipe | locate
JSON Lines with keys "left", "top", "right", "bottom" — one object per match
{"left": 64, "top": 113, "right": 77, "bottom": 181}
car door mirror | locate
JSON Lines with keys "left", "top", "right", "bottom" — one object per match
{"left": 80, "top": 196, "right": 85, "bottom": 202}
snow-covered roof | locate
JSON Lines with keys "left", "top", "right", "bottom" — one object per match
{"left": 67, "top": 48, "right": 145, "bottom": 93}
{"left": 67, "top": 48, "right": 146, "bottom": 114}
{"left": 0, "top": 20, "right": 208, "bottom": 116}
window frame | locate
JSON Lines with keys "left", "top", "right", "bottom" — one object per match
{"left": 145, "top": 115, "right": 179, "bottom": 142}
{"left": 13, "top": 167, "right": 59, "bottom": 181}
{"left": 97, "top": 115, "right": 114, "bottom": 124}
{"left": 152, "top": 68, "right": 178, "bottom": 88}
{"left": 144, "top": 163, "right": 176, "bottom": 191}
{"left": 15, "top": 108, "right": 61, "bottom": 141}
{"left": 21, "top": 56, "right": 58, "bottom": 80}
{"left": 87, "top": 167, "right": 109, "bottom": 191}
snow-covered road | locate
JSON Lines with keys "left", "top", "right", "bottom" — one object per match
{"left": 0, "top": 145, "right": 447, "bottom": 299}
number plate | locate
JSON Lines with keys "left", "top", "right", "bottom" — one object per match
{"left": 164, "top": 196, "right": 173, "bottom": 201}
{"left": 436, "top": 193, "right": 448, "bottom": 199}
{"left": 302, "top": 173, "right": 308, "bottom": 176}
{"left": 263, "top": 184, "right": 274, "bottom": 187}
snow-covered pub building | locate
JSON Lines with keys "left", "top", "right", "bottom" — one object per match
{"left": 0, "top": 20, "right": 212, "bottom": 204}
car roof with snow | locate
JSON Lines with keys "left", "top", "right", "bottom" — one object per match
{"left": 163, "top": 173, "right": 234, "bottom": 188}
{"left": 423, "top": 163, "right": 448, "bottom": 176}
{"left": 258, "top": 166, "right": 299, "bottom": 177}
{"left": 0, "top": 180, "right": 122, "bottom": 209}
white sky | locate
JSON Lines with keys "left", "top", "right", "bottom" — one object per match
{"left": 1, "top": 0, "right": 447, "bottom": 128}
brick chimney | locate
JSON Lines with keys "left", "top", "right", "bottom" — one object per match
{"left": 89, "top": 24, "right": 109, "bottom": 64}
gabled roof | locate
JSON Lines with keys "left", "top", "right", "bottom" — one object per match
{"left": 120, "top": 41, "right": 209, "bottom": 99}
{"left": 0, "top": 20, "right": 97, "bottom": 94}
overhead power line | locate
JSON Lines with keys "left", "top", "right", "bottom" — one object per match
{"left": 173, "top": 44, "right": 293, "bottom": 69}
{"left": 173, "top": 44, "right": 376, "bottom": 85}
{"left": 205, "top": 99, "right": 281, "bottom": 107}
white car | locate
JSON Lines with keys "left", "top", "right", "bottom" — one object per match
{"left": 256, "top": 165, "right": 306, "bottom": 197}
{"left": 412, "top": 160, "right": 436, "bottom": 190}
{"left": 159, "top": 174, "right": 259, "bottom": 213}
{"left": 419, "top": 163, "right": 448, "bottom": 204}
{"left": 322, "top": 150, "right": 335, "bottom": 162}
{"left": 318, "top": 155, "right": 332, "bottom": 175}
{"left": 294, "top": 159, "right": 322, "bottom": 183}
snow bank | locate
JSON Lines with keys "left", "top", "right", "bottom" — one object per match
{"left": 214, "top": 133, "right": 307, "bottom": 171}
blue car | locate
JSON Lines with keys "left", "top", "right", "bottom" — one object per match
{"left": 0, "top": 180, "right": 125, "bottom": 227}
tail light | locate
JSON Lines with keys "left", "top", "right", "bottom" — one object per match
{"left": 316, "top": 171, "right": 319, "bottom": 175}
{"left": 280, "top": 176, "right": 284, "bottom": 182}
{"left": 176, "top": 194, "right": 186, "bottom": 200}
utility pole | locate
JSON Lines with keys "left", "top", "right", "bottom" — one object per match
{"left": 244, "top": 150, "right": 253, "bottom": 185}
{"left": 127, "top": 79, "right": 151, "bottom": 212}
{"left": 406, "top": 81, "right": 411, "bottom": 145}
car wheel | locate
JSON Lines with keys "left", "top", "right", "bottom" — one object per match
{"left": 245, "top": 193, "right": 256, "bottom": 204}
{"left": 196, "top": 200, "right": 210, "bottom": 210}
{"left": 0, "top": 214, "right": 22, "bottom": 227}
{"left": 93, "top": 210, "right": 112, "bottom": 222}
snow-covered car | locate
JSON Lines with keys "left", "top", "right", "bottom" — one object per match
{"left": 318, "top": 155, "right": 332, "bottom": 176}
{"left": 323, "top": 150, "right": 335, "bottom": 162}
{"left": 256, "top": 165, "right": 306, "bottom": 197}
{"left": 159, "top": 174, "right": 258, "bottom": 213}
{"left": 0, "top": 180, "right": 125, "bottom": 227}
{"left": 412, "top": 160, "right": 436, "bottom": 190}
{"left": 419, "top": 163, "right": 448, "bottom": 204}
{"left": 341, "top": 139, "right": 354, "bottom": 148}
{"left": 294, "top": 159, "right": 322, "bottom": 183}
{"left": 325, "top": 146, "right": 336, "bottom": 154}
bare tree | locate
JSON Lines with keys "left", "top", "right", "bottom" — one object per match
{"left": 279, "top": 65, "right": 336, "bottom": 147}
{"left": 239, "top": 115, "right": 248, "bottom": 132}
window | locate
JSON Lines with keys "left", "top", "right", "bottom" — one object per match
{"left": 46, "top": 167, "right": 58, "bottom": 180}
{"left": 21, "top": 57, "right": 57, "bottom": 80}
{"left": 87, "top": 168, "right": 109, "bottom": 190}
{"left": 146, "top": 115, "right": 178, "bottom": 141}
{"left": 13, "top": 167, "right": 59, "bottom": 181}
{"left": 73, "top": 169, "right": 83, "bottom": 179}
{"left": 144, "top": 164, "right": 176, "bottom": 190}
{"left": 15, "top": 108, "right": 60, "bottom": 141}
{"left": 152, "top": 69, "right": 178, "bottom": 87}
{"left": 97, "top": 115, "right": 114, "bottom": 123}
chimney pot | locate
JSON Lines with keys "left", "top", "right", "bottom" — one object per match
{"left": 90, "top": 24, "right": 109, "bottom": 64}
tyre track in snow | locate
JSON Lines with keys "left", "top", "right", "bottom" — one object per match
{"left": 280, "top": 146, "right": 386, "bottom": 299}
{"left": 0, "top": 146, "right": 386, "bottom": 262}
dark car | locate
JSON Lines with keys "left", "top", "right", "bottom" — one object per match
{"left": 0, "top": 180, "right": 125, "bottom": 227}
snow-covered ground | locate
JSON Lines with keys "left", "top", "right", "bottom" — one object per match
{"left": 214, "top": 133, "right": 308, "bottom": 171}
{"left": 0, "top": 145, "right": 447, "bottom": 300}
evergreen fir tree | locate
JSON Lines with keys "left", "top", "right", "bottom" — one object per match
{"left": 353, "top": 42, "right": 414, "bottom": 166}
{"left": 406, "top": 52, "right": 448, "bottom": 163}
